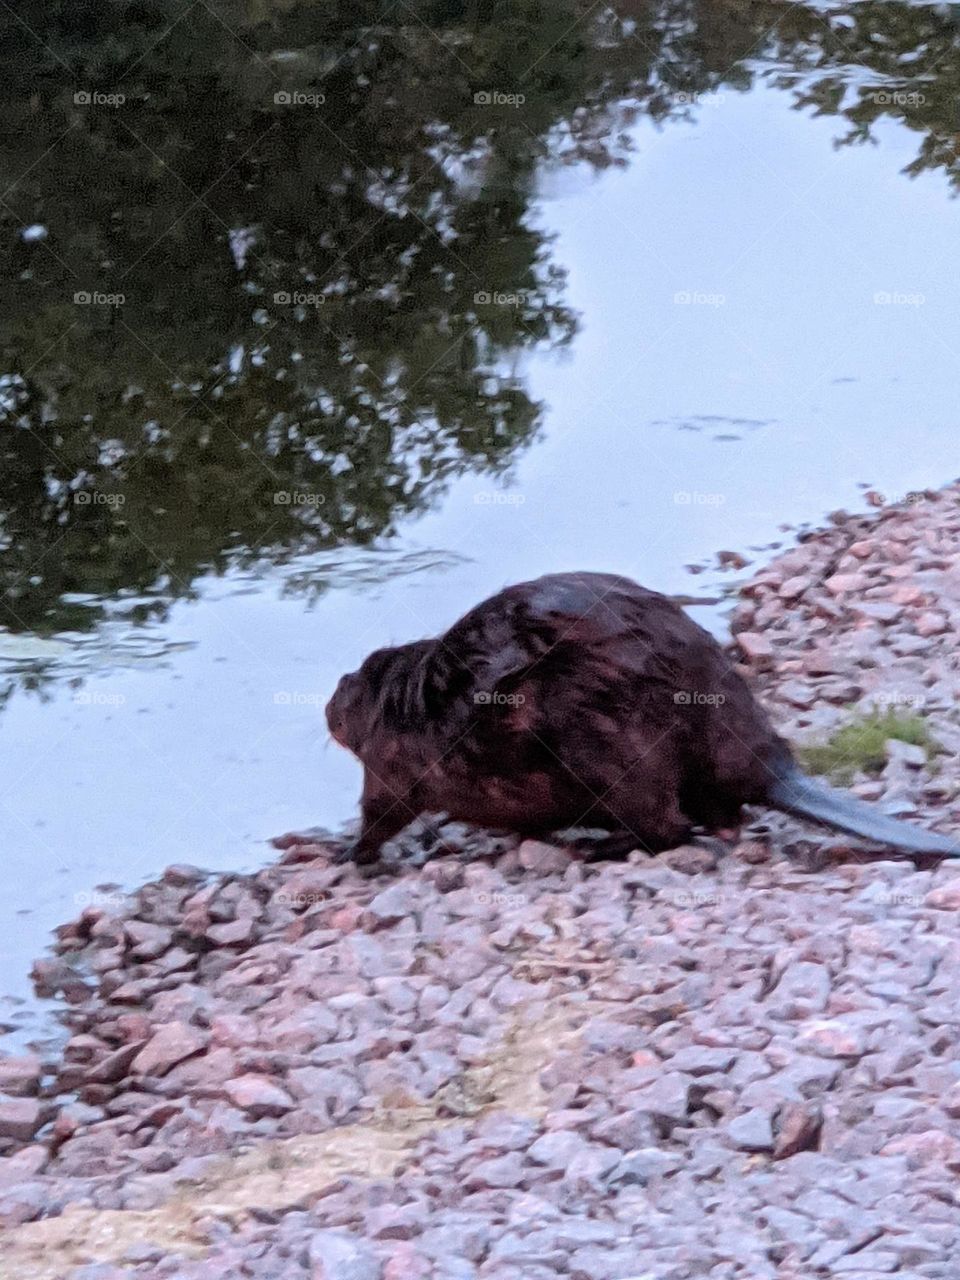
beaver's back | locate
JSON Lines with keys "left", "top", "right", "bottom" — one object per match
{"left": 435, "top": 571, "right": 790, "bottom": 813}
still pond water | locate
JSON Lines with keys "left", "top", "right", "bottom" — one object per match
{"left": 2, "top": 0, "right": 960, "bottom": 1040}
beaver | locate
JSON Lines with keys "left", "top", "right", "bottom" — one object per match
{"left": 326, "top": 571, "right": 960, "bottom": 867}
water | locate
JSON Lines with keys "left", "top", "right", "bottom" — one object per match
{"left": 2, "top": 0, "right": 960, "bottom": 1041}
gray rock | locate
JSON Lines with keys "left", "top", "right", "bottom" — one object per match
{"left": 726, "top": 1107, "right": 774, "bottom": 1152}
{"left": 609, "top": 1147, "right": 683, "bottom": 1184}
{"left": 309, "top": 1229, "right": 382, "bottom": 1280}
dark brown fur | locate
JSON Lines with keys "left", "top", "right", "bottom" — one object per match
{"left": 326, "top": 571, "right": 796, "bottom": 866}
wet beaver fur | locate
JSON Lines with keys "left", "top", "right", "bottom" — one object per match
{"left": 326, "top": 571, "right": 960, "bottom": 867}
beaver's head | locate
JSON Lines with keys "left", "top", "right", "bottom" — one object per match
{"left": 326, "top": 641, "right": 432, "bottom": 759}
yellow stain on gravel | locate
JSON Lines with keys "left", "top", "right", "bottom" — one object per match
{"left": 0, "top": 1009, "right": 582, "bottom": 1280}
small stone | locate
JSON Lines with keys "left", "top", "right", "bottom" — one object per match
{"left": 207, "top": 916, "right": 257, "bottom": 946}
{"left": 131, "top": 1023, "right": 208, "bottom": 1077}
{"left": 736, "top": 632, "right": 774, "bottom": 663}
{"left": 162, "top": 863, "right": 207, "bottom": 886}
{"left": 797, "top": 1019, "right": 866, "bottom": 1058}
{"left": 309, "top": 1229, "right": 383, "bottom": 1280}
{"left": 779, "top": 575, "right": 813, "bottom": 600}
{"left": 85, "top": 1041, "right": 145, "bottom": 1085}
{"left": 734, "top": 840, "right": 770, "bottom": 864}
{"left": 518, "top": 840, "right": 572, "bottom": 874}
{"left": 626, "top": 1072, "right": 692, "bottom": 1124}
{"left": 609, "top": 1147, "right": 683, "bottom": 1184}
{"left": 223, "top": 1074, "right": 295, "bottom": 1117}
{"left": 881, "top": 1129, "right": 960, "bottom": 1169}
{"left": 773, "top": 1103, "right": 822, "bottom": 1159}
{"left": 0, "top": 1097, "right": 45, "bottom": 1142}
{"left": 464, "top": 1152, "right": 525, "bottom": 1189}
{"left": 914, "top": 611, "right": 947, "bottom": 637}
{"left": 364, "top": 1204, "right": 423, "bottom": 1241}
{"left": 941, "top": 1081, "right": 960, "bottom": 1118}
{"left": 884, "top": 739, "right": 926, "bottom": 769}
{"left": 824, "top": 572, "right": 866, "bottom": 596}
{"left": 0, "top": 1180, "right": 48, "bottom": 1227}
{"left": 362, "top": 884, "right": 420, "bottom": 930}
{"left": 0, "top": 1055, "right": 42, "bottom": 1097}
{"left": 661, "top": 845, "right": 717, "bottom": 875}
{"left": 527, "top": 1130, "right": 591, "bottom": 1168}
{"left": 124, "top": 920, "right": 172, "bottom": 959}
{"left": 925, "top": 880, "right": 960, "bottom": 910}
{"left": 892, "top": 634, "right": 933, "bottom": 657}
{"left": 726, "top": 1107, "right": 774, "bottom": 1152}
{"left": 778, "top": 680, "right": 817, "bottom": 709}
{"left": 854, "top": 601, "right": 903, "bottom": 624}
{"left": 0, "top": 1145, "right": 48, "bottom": 1187}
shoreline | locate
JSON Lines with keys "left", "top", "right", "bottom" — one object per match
{"left": 2, "top": 485, "right": 960, "bottom": 1278}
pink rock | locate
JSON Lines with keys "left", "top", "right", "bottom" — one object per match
{"left": 0, "top": 1145, "right": 48, "bottom": 1188}
{"left": 925, "top": 881, "right": 960, "bottom": 910}
{"left": 824, "top": 572, "right": 866, "bottom": 596}
{"left": 131, "top": 1023, "right": 208, "bottom": 1077}
{"left": 889, "top": 584, "right": 926, "bottom": 605}
{"left": 85, "top": 1041, "right": 146, "bottom": 1085}
{"left": 0, "top": 1097, "right": 45, "bottom": 1142}
{"left": 116, "top": 1013, "right": 153, "bottom": 1042}
{"left": 882, "top": 1129, "right": 960, "bottom": 1169}
{"left": 736, "top": 632, "right": 774, "bottom": 663}
{"left": 383, "top": 1242, "right": 431, "bottom": 1280}
{"left": 331, "top": 905, "right": 364, "bottom": 931}
{"left": 222, "top": 1073, "right": 294, "bottom": 1117}
{"left": 0, "top": 1181, "right": 48, "bottom": 1227}
{"left": 797, "top": 1020, "right": 865, "bottom": 1058}
{"left": 207, "top": 916, "right": 257, "bottom": 946}
{"left": 779, "top": 575, "right": 812, "bottom": 600}
{"left": 915, "top": 611, "right": 948, "bottom": 637}
{"left": 518, "top": 840, "right": 572, "bottom": 874}
{"left": 0, "top": 1054, "right": 42, "bottom": 1097}
{"left": 124, "top": 920, "right": 172, "bottom": 959}
{"left": 853, "top": 601, "right": 903, "bottom": 624}
{"left": 210, "top": 1013, "right": 259, "bottom": 1047}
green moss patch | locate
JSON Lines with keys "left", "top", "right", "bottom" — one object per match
{"left": 797, "top": 709, "right": 939, "bottom": 785}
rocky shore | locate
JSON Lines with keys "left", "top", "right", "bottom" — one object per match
{"left": 2, "top": 484, "right": 960, "bottom": 1280}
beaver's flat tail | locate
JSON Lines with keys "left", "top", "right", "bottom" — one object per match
{"left": 767, "top": 765, "right": 960, "bottom": 858}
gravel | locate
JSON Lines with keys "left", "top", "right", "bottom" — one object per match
{"left": 3, "top": 485, "right": 960, "bottom": 1278}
